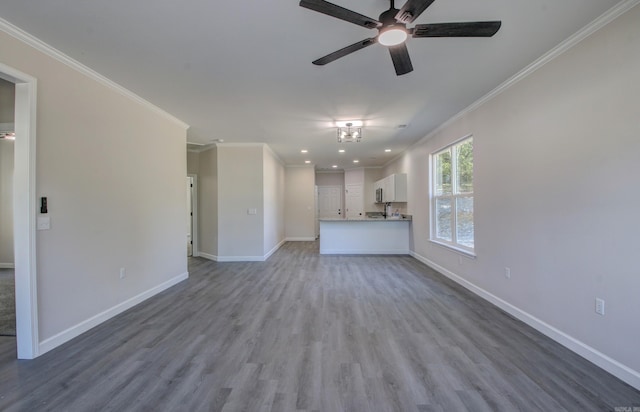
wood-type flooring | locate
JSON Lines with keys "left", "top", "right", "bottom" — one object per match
{"left": 0, "top": 241, "right": 638, "bottom": 411}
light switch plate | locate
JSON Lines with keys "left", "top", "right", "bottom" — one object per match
{"left": 37, "top": 216, "right": 51, "bottom": 230}
{"left": 248, "top": 208, "right": 257, "bottom": 215}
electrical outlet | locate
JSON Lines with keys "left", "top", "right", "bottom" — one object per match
{"left": 504, "top": 267, "right": 511, "bottom": 279}
{"left": 119, "top": 267, "right": 126, "bottom": 279}
{"left": 595, "top": 298, "right": 605, "bottom": 315}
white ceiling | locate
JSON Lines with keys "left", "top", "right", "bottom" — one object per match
{"left": 0, "top": 0, "right": 621, "bottom": 169}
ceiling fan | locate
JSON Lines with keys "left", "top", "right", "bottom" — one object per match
{"left": 299, "top": 0, "right": 501, "bottom": 76}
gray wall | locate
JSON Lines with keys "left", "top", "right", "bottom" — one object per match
{"left": 285, "top": 166, "right": 316, "bottom": 240}
{"left": 0, "top": 80, "right": 14, "bottom": 265}
{"left": 191, "top": 144, "right": 287, "bottom": 260}
{"left": 196, "top": 147, "right": 218, "bottom": 257}
{"left": 0, "top": 78, "right": 14, "bottom": 125}
{"left": 186, "top": 150, "right": 199, "bottom": 175}
{"left": 1, "top": 28, "right": 188, "bottom": 345}
{"left": 384, "top": 5, "right": 640, "bottom": 383}
{"left": 217, "top": 145, "right": 264, "bottom": 258}
{"left": 0, "top": 140, "right": 13, "bottom": 266}
{"left": 263, "top": 147, "right": 285, "bottom": 255}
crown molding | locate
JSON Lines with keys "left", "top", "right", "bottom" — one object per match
{"left": 0, "top": 17, "right": 189, "bottom": 130}
{"left": 412, "top": 0, "right": 640, "bottom": 150}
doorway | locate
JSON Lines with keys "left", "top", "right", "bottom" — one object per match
{"left": 0, "top": 63, "right": 38, "bottom": 359}
{"left": 317, "top": 185, "right": 343, "bottom": 237}
{"left": 187, "top": 174, "right": 198, "bottom": 257}
{"left": 0, "top": 117, "right": 16, "bottom": 336}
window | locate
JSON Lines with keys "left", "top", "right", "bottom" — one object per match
{"left": 431, "top": 136, "right": 474, "bottom": 253}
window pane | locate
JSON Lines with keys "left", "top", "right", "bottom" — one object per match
{"left": 435, "top": 198, "right": 452, "bottom": 241}
{"left": 456, "top": 196, "right": 474, "bottom": 248}
{"left": 435, "top": 150, "right": 452, "bottom": 196}
{"left": 456, "top": 139, "right": 473, "bottom": 194}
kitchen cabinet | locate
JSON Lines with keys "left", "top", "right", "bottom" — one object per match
{"left": 375, "top": 173, "right": 407, "bottom": 203}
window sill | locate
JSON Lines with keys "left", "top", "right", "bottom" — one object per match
{"left": 429, "top": 239, "right": 476, "bottom": 259}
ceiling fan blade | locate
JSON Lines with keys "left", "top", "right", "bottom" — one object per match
{"left": 300, "top": 0, "right": 381, "bottom": 29}
{"left": 388, "top": 43, "right": 413, "bottom": 76}
{"left": 312, "top": 38, "right": 378, "bottom": 66}
{"left": 412, "top": 21, "right": 502, "bottom": 37}
{"left": 395, "top": 0, "right": 436, "bottom": 24}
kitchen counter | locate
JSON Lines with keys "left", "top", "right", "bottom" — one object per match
{"left": 319, "top": 216, "right": 412, "bottom": 222}
{"left": 319, "top": 218, "right": 411, "bottom": 255}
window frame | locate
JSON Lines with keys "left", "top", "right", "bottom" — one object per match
{"left": 430, "top": 135, "right": 475, "bottom": 256}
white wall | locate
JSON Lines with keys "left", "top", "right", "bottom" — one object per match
{"left": 263, "top": 146, "right": 285, "bottom": 255}
{"left": 315, "top": 171, "right": 344, "bottom": 186}
{"left": 386, "top": 4, "right": 640, "bottom": 387}
{"left": 196, "top": 147, "right": 218, "bottom": 257}
{"left": 217, "top": 144, "right": 264, "bottom": 259}
{"left": 0, "top": 140, "right": 13, "bottom": 266}
{"left": 285, "top": 166, "right": 316, "bottom": 240}
{"left": 0, "top": 28, "right": 188, "bottom": 347}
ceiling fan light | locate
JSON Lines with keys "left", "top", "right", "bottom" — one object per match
{"left": 378, "top": 27, "right": 408, "bottom": 46}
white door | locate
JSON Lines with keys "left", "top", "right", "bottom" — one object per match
{"left": 186, "top": 176, "right": 193, "bottom": 256}
{"left": 317, "top": 185, "right": 343, "bottom": 219}
{"left": 345, "top": 184, "right": 364, "bottom": 219}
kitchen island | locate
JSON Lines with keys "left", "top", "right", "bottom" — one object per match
{"left": 319, "top": 217, "right": 411, "bottom": 255}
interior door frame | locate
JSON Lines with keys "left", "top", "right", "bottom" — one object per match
{"left": 187, "top": 174, "right": 198, "bottom": 257}
{"left": 1, "top": 63, "right": 39, "bottom": 359}
{"left": 316, "top": 185, "right": 343, "bottom": 219}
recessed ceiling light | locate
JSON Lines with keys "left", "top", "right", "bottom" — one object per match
{"left": 353, "top": 160, "right": 359, "bottom": 163}
{"left": 385, "top": 149, "right": 392, "bottom": 152}
{"left": 339, "top": 149, "right": 345, "bottom": 153}
{"left": 305, "top": 160, "right": 311, "bottom": 164}
{"left": 301, "top": 149, "right": 308, "bottom": 153}
{"left": 332, "top": 165, "right": 338, "bottom": 168}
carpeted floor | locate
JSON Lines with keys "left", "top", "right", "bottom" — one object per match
{"left": 0, "top": 273, "right": 16, "bottom": 336}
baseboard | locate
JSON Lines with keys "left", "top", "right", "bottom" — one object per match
{"left": 216, "top": 256, "right": 265, "bottom": 262}
{"left": 199, "top": 242, "right": 286, "bottom": 263}
{"left": 285, "top": 237, "right": 316, "bottom": 241}
{"left": 38, "top": 271, "right": 189, "bottom": 356}
{"left": 321, "top": 249, "right": 410, "bottom": 255}
{"left": 0, "top": 263, "right": 15, "bottom": 269}
{"left": 410, "top": 251, "right": 640, "bottom": 391}
{"left": 198, "top": 252, "right": 218, "bottom": 262}
{"left": 264, "top": 239, "right": 286, "bottom": 260}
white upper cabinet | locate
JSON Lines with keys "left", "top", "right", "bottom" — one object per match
{"left": 375, "top": 173, "right": 407, "bottom": 203}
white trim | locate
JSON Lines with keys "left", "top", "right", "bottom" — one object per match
{"left": 0, "top": 17, "right": 189, "bottom": 130}
{"left": 216, "top": 142, "right": 265, "bottom": 148}
{"left": 187, "top": 174, "right": 199, "bottom": 257}
{"left": 404, "top": 0, "right": 640, "bottom": 156}
{"left": 0, "top": 263, "right": 15, "bottom": 269}
{"left": 410, "top": 250, "right": 640, "bottom": 391}
{"left": 216, "top": 256, "right": 266, "bottom": 262}
{"left": 428, "top": 240, "right": 476, "bottom": 258}
{"left": 198, "top": 252, "right": 218, "bottom": 262}
{"left": 1, "top": 63, "right": 39, "bottom": 359}
{"left": 263, "top": 144, "right": 285, "bottom": 167}
{"left": 322, "top": 249, "right": 410, "bottom": 255}
{"left": 200, "top": 247, "right": 285, "bottom": 262}
{"left": 264, "top": 239, "right": 286, "bottom": 260}
{"left": 285, "top": 237, "right": 316, "bottom": 241}
{"left": 38, "top": 271, "right": 189, "bottom": 356}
